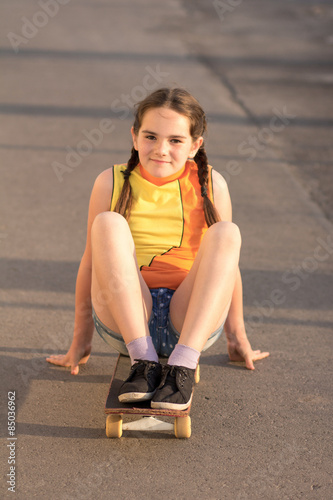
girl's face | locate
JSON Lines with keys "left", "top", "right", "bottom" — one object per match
{"left": 131, "top": 107, "right": 203, "bottom": 178}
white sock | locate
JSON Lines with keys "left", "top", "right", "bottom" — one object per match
{"left": 126, "top": 336, "right": 158, "bottom": 365}
{"left": 168, "top": 344, "right": 200, "bottom": 370}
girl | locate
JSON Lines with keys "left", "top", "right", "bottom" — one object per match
{"left": 47, "top": 88, "right": 269, "bottom": 410}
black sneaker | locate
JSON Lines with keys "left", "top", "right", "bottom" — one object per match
{"left": 151, "top": 364, "right": 195, "bottom": 410}
{"left": 118, "top": 360, "right": 162, "bottom": 403}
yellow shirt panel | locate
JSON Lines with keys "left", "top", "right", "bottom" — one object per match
{"left": 111, "top": 164, "right": 184, "bottom": 268}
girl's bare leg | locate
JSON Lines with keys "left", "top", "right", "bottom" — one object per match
{"left": 91, "top": 212, "right": 152, "bottom": 344}
{"left": 170, "top": 221, "right": 241, "bottom": 352}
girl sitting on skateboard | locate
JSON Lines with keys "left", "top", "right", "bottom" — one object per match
{"left": 47, "top": 87, "right": 269, "bottom": 410}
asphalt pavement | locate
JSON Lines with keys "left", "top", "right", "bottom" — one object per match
{"left": 1, "top": 1, "right": 333, "bottom": 499}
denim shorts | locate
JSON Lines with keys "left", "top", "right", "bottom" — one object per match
{"left": 92, "top": 287, "right": 224, "bottom": 357}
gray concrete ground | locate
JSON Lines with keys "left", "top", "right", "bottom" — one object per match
{"left": 1, "top": 1, "right": 333, "bottom": 499}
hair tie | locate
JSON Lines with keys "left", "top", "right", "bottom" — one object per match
{"left": 201, "top": 186, "right": 207, "bottom": 198}
{"left": 121, "top": 169, "right": 131, "bottom": 180}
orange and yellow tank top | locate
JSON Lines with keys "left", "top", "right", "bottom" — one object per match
{"left": 110, "top": 160, "right": 214, "bottom": 290}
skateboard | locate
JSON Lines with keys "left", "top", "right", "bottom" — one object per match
{"left": 105, "top": 354, "right": 200, "bottom": 439}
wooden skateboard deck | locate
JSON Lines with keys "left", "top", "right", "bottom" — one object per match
{"left": 105, "top": 354, "right": 199, "bottom": 438}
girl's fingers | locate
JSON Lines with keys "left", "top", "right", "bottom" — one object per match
{"left": 46, "top": 355, "right": 66, "bottom": 364}
{"left": 46, "top": 355, "right": 62, "bottom": 360}
{"left": 239, "top": 350, "right": 270, "bottom": 370}
{"left": 46, "top": 355, "right": 71, "bottom": 367}
{"left": 46, "top": 350, "right": 90, "bottom": 375}
{"left": 244, "top": 354, "right": 255, "bottom": 370}
{"left": 46, "top": 360, "right": 66, "bottom": 366}
{"left": 254, "top": 351, "right": 270, "bottom": 360}
{"left": 71, "top": 365, "right": 79, "bottom": 375}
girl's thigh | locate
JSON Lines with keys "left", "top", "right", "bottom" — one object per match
{"left": 91, "top": 270, "right": 152, "bottom": 335}
{"left": 169, "top": 225, "right": 233, "bottom": 335}
{"left": 169, "top": 273, "right": 227, "bottom": 336}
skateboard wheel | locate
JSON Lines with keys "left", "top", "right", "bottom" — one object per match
{"left": 106, "top": 415, "right": 123, "bottom": 438}
{"left": 194, "top": 364, "right": 200, "bottom": 384}
{"left": 174, "top": 416, "right": 191, "bottom": 439}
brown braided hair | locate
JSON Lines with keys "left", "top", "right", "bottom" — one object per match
{"left": 113, "top": 88, "right": 220, "bottom": 226}
{"left": 113, "top": 147, "right": 138, "bottom": 217}
{"left": 195, "top": 147, "right": 221, "bottom": 226}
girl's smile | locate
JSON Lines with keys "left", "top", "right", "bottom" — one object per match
{"left": 131, "top": 107, "right": 203, "bottom": 178}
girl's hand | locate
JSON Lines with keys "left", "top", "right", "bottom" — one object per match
{"left": 226, "top": 331, "right": 270, "bottom": 370}
{"left": 46, "top": 339, "right": 91, "bottom": 375}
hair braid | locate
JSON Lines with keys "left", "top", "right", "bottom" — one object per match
{"left": 113, "top": 147, "right": 138, "bottom": 220}
{"left": 195, "top": 147, "right": 221, "bottom": 227}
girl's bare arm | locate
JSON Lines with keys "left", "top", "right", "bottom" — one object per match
{"left": 46, "top": 168, "right": 114, "bottom": 374}
{"left": 212, "top": 169, "right": 269, "bottom": 369}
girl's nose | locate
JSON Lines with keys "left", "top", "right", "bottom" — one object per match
{"left": 155, "top": 140, "right": 168, "bottom": 156}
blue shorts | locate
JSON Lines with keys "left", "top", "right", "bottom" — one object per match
{"left": 92, "top": 288, "right": 224, "bottom": 357}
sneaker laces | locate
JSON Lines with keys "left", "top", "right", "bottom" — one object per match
{"left": 131, "top": 359, "right": 159, "bottom": 382}
{"left": 160, "top": 364, "right": 188, "bottom": 389}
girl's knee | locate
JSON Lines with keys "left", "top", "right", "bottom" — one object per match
{"left": 207, "top": 221, "right": 241, "bottom": 249}
{"left": 91, "top": 212, "right": 129, "bottom": 239}
{"left": 91, "top": 212, "right": 134, "bottom": 253}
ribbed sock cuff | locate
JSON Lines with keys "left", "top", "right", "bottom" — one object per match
{"left": 168, "top": 344, "right": 200, "bottom": 370}
{"left": 126, "top": 336, "right": 159, "bottom": 365}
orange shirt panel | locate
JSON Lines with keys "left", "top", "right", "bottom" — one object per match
{"left": 140, "top": 161, "right": 213, "bottom": 290}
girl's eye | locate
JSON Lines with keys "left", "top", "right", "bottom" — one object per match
{"left": 170, "top": 139, "right": 182, "bottom": 144}
{"left": 146, "top": 135, "right": 156, "bottom": 140}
